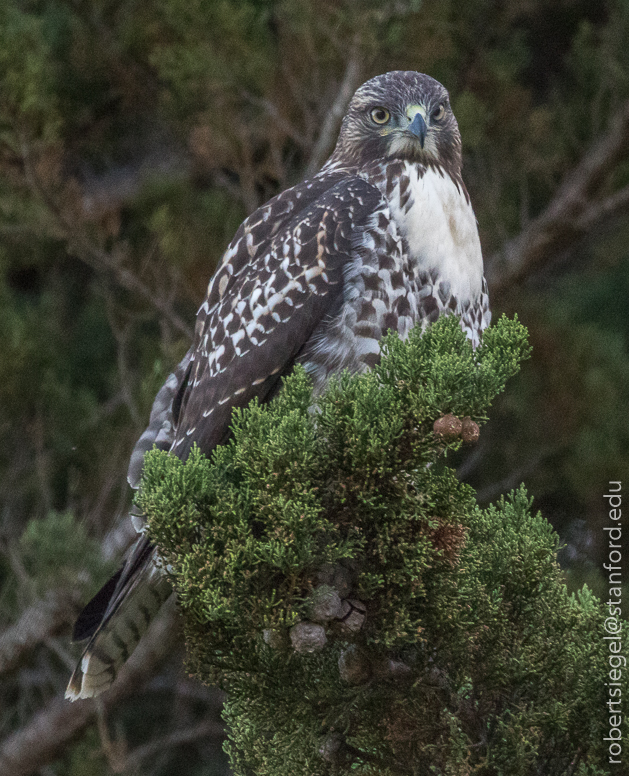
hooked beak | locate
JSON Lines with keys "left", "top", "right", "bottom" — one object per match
{"left": 408, "top": 113, "right": 427, "bottom": 148}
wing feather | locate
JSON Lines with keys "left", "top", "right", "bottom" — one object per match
{"left": 170, "top": 172, "right": 386, "bottom": 460}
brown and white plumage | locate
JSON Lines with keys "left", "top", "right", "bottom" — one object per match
{"left": 67, "top": 70, "right": 490, "bottom": 700}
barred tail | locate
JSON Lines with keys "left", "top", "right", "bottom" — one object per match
{"left": 66, "top": 539, "right": 172, "bottom": 700}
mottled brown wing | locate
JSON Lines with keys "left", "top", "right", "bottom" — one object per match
{"left": 170, "top": 172, "right": 386, "bottom": 460}
{"left": 124, "top": 170, "right": 349, "bottom": 481}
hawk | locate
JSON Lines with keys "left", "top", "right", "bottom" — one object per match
{"left": 67, "top": 70, "right": 490, "bottom": 700}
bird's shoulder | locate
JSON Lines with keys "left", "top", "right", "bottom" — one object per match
{"left": 128, "top": 170, "right": 394, "bottom": 471}
{"left": 170, "top": 171, "right": 394, "bottom": 458}
{"left": 201, "top": 169, "right": 391, "bottom": 316}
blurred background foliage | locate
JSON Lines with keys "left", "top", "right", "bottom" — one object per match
{"left": 0, "top": 0, "right": 627, "bottom": 774}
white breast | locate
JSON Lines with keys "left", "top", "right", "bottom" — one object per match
{"left": 389, "top": 163, "right": 483, "bottom": 302}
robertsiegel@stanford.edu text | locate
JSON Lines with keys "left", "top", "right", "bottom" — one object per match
{"left": 603, "top": 480, "right": 623, "bottom": 765}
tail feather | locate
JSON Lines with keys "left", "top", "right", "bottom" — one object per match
{"left": 72, "top": 566, "right": 124, "bottom": 642}
{"left": 66, "top": 538, "right": 172, "bottom": 700}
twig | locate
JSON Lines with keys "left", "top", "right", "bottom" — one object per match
{"left": 0, "top": 591, "right": 82, "bottom": 675}
{"left": 75, "top": 241, "right": 193, "bottom": 340}
{"left": 95, "top": 699, "right": 127, "bottom": 773}
{"left": 487, "top": 98, "right": 629, "bottom": 296}
{"left": 580, "top": 183, "right": 629, "bottom": 230}
{"left": 0, "top": 602, "right": 179, "bottom": 776}
{"left": 233, "top": 127, "right": 262, "bottom": 214}
{"left": 241, "top": 91, "right": 309, "bottom": 148}
{"left": 304, "top": 52, "right": 362, "bottom": 177}
{"left": 103, "top": 292, "right": 142, "bottom": 426}
{"left": 19, "top": 140, "right": 193, "bottom": 340}
{"left": 280, "top": 59, "right": 317, "bottom": 145}
{"left": 456, "top": 436, "right": 489, "bottom": 481}
{"left": 0, "top": 514, "right": 136, "bottom": 681}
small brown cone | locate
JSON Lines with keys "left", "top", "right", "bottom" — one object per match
{"left": 433, "top": 414, "right": 462, "bottom": 440}
{"left": 461, "top": 417, "right": 480, "bottom": 443}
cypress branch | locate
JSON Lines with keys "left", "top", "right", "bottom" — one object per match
{"left": 139, "top": 315, "right": 625, "bottom": 775}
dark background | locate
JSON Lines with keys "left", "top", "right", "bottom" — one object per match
{"left": 0, "top": 1, "right": 627, "bottom": 774}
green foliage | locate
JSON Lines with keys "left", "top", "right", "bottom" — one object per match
{"left": 139, "top": 317, "right": 624, "bottom": 774}
{"left": 0, "top": 510, "right": 115, "bottom": 628}
{"left": 141, "top": 316, "right": 527, "bottom": 649}
{"left": 151, "top": 0, "right": 276, "bottom": 110}
{"left": 0, "top": 5, "right": 61, "bottom": 141}
{"left": 19, "top": 510, "right": 115, "bottom": 600}
{"left": 51, "top": 728, "right": 111, "bottom": 776}
{"left": 20, "top": 510, "right": 110, "bottom": 589}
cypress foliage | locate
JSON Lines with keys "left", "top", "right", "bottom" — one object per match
{"left": 139, "top": 316, "right": 625, "bottom": 775}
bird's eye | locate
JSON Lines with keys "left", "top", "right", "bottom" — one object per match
{"left": 432, "top": 103, "right": 445, "bottom": 121}
{"left": 370, "top": 107, "right": 391, "bottom": 125}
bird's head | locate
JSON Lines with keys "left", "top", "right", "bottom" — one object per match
{"left": 329, "top": 71, "right": 462, "bottom": 175}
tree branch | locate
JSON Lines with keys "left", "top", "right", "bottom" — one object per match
{"left": 0, "top": 519, "right": 135, "bottom": 680}
{"left": 0, "top": 591, "right": 82, "bottom": 675}
{"left": 241, "top": 91, "right": 309, "bottom": 148}
{"left": 69, "top": 237, "right": 193, "bottom": 341}
{"left": 486, "top": 98, "right": 629, "bottom": 295}
{"left": 0, "top": 602, "right": 179, "bottom": 776}
{"left": 304, "top": 52, "right": 362, "bottom": 178}
{"left": 580, "top": 183, "right": 629, "bottom": 230}
{"left": 19, "top": 140, "right": 194, "bottom": 340}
